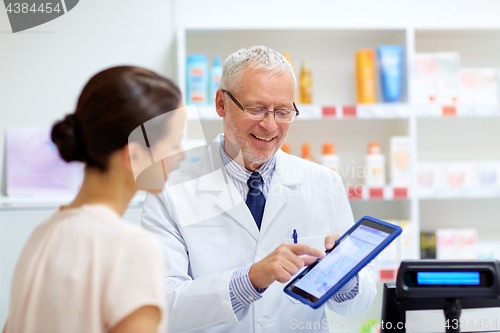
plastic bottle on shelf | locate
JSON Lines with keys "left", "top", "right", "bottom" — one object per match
{"left": 210, "top": 55, "right": 223, "bottom": 105}
{"left": 365, "top": 141, "right": 386, "bottom": 188}
{"left": 283, "top": 51, "right": 294, "bottom": 72}
{"left": 320, "top": 142, "right": 340, "bottom": 173}
{"left": 281, "top": 142, "right": 291, "bottom": 154}
{"left": 377, "top": 45, "right": 403, "bottom": 103}
{"left": 299, "top": 58, "right": 313, "bottom": 104}
{"left": 300, "top": 142, "right": 315, "bottom": 162}
{"left": 186, "top": 54, "right": 209, "bottom": 106}
{"left": 355, "top": 49, "right": 376, "bottom": 104}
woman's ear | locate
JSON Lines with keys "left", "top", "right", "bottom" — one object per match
{"left": 215, "top": 89, "right": 226, "bottom": 118}
{"left": 121, "top": 143, "right": 134, "bottom": 173}
{"left": 123, "top": 142, "right": 148, "bottom": 175}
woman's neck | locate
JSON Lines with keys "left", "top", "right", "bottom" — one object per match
{"left": 64, "top": 166, "right": 136, "bottom": 216}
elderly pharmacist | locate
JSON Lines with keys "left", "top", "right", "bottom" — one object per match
{"left": 142, "top": 45, "right": 376, "bottom": 332}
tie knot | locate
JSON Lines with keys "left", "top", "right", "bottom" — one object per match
{"left": 247, "top": 171, "right": 263, "bottom": 190}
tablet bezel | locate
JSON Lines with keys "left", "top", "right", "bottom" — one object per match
{"left": 283, "top": 215, "right": 402, "bottom": 309}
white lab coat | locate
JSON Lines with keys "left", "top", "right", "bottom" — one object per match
{"left": 141, "top": 138, "right": 376, "bottom": 333}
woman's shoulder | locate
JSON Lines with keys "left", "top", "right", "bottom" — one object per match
{"left": 54, "top": 204, "right": 159, "bottom": 252}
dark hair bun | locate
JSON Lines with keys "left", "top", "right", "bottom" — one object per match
{"left": 51, "top": 114, "right": 87, "bottom": 163}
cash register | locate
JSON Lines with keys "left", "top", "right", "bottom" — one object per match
{"left": 381, "top": 260, "right": 500, "bottom": 333}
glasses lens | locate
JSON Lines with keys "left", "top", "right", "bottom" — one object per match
{"left": 275, "top": 110, "right": 296, "bottom": 123}
{"left": 244, "top": 106, "right": 267, "bottom": 119}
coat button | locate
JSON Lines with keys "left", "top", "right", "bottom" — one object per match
{"left": 221, "top": 301, "right": 230, "bottom": 311}
{"left": 260, "top": 317, "right": 270, "bottom": 327}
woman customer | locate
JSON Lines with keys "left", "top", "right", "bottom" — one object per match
{"left": 3, "top": 66, "right": 185, "bottom": 333}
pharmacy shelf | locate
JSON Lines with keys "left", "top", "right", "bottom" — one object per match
{"left": 347, "top": 185, "right": 410, "bottom": 201}
{"left": 415, "top": 104, "right": 500, "bottom": 118}
{"left": 294, "top": 104, "right": 411, "bottom": 119}
{"left": 177, "top": 22, "right": 500, "bottom": 264}
{"left": 0, "top": 192, "right": 147, "bottom": 211}
{"left": 418, "top": 186, "right": 500, "bottom": 200}
{"left": 189, "top": 104, "right": 500, "bottom": 121}
{"left": 188, "top": 104, "right": 412, "bottom": 121}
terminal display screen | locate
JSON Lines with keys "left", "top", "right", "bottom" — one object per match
{"left": 417, "top": 271, "right": 480, "bottom": 285}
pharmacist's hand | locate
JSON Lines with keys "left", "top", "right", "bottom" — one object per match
{"left": 249, "top": 244, "right": 326, "bottom": 289}
{"left": 324, "top": 233, "right": 341, "bottom": 251}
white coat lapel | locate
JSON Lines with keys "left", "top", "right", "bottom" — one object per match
{"left": 259, "top": 151, "right": 303, "bottom": 236}
{"left": 197, "top": 139, "right": 259, "bottom": 241}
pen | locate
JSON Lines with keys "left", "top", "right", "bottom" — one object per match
{"left": 293, "top": 229, "right": 298, "bottom": 244}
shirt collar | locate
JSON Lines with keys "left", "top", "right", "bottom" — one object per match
{"left": 218, "top": 133, "right": 276, "bottom": 185}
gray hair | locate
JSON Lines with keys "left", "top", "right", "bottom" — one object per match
{"left": 219, "top": 45, "right": 297, "bottom": 94}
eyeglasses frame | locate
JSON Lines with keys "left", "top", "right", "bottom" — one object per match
{"left": 221, "top": 89, "right": 300, "bottom": 122}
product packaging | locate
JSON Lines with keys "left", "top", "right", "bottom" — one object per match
{"left": 436, "top": 228, "right": 458, "bottom": 260}
{"left": 283, "top": 51, "right": 297, "bottom": 103}
{"left": 417, "top": 162, "right": 437, "bottom": 190}
{"left": 365, "top": 141, "right": 385, "bottom": 187}
{"left": 281, "top": 142, "right": 291, "bottom": 154}
{"left": 436, "top": 52, "right": 461, "bottom": 105}
{"left": 6, "top": 127, "right": 83, "bottom": 196}
{"left": 210, "top": 56, "right": 222, "bottom": 105}
{"left": 355, "top": 49, "right": 376, "bottom": 104}
{"left": 459, "top": 68, "right": 498, "bottom": 104}
{"left": 477, "top": 241, "right": 500, "bottom": 260}
{"left": 377, "top": 45, "right": 404, "bottom": 103}
{"left": 444, "top": 162, "right": 478, "bottom": 189}
{"left": 420, "top": 232, "right": 437, "bottom": 259}
{"left": 411, "top": 53, "right": 437, "bottom": 103}
{"left": 459, "top": 68, "right": 479, "bottom": 103}
{"left": 299, "top": 58, "right": 313, "bottom": 104}
{"left": 390, "top": 136, "right": 411, "bottom": 187}
{"left": 301, "top": 142, "right": 315, "bottom": 162}
{"left": 398, "top": 220, "right": 416, "bottom": 260}
{"left": 186, "top": 54, "right": 209, "bottom": 106}
{"left": 477, "top": 68, "right": 498, "bottom": 103}
{"left": 477, "top": 161, "right": 498, "bottom": 186}
{"left": 456, "top": 228, "right": 477, "bottom": 259}
{"left": 320, "top": 142, "right": 340, "bottom": 173}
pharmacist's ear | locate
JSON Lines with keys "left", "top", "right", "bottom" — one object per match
{"left": 215, "top": 89, "right": 226, "bottom": 118}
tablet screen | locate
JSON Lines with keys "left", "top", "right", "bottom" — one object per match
{"left": 292, "top": 222, "right": 391, "bottom": 300}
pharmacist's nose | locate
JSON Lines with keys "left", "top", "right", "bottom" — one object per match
{"left": 259, "top": 112, "right": 278, "bottom": 132}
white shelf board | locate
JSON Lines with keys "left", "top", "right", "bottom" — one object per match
{"left": 415, "top": 104, "right": 500, "bottom": 118}
{"left": 189, "top": 104, "right": 500, "bottom": 120}
{"left": 175, "top": 0, "right": 500, "bottom": 31}
{"left": 0, "top": 191, "right": 147, "bottom": 210}
{"left": 418, "top": 186, "right": 500, "bottom": 200}
{"left": 347, "top": 185, "right": 411, "bottom": 201}
{"left": 188, "top": 104, "right": 412, "bottom": 120}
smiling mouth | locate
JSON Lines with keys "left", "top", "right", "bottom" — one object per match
{"left": 251, "top": 134, "right": 275, "bottom": 142}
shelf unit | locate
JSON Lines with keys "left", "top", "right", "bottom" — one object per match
{"left": 414, "top": 29, "right": 500, "bottom": 245}
{"left": 177, "top": 24, "right": 500, "bottom": 265}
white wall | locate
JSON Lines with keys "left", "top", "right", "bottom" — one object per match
{"left": 175, "top": 0, "right": 500, "bottom": 29}
{"left": 0, "top": 0, "right": 176, "bottom": 193}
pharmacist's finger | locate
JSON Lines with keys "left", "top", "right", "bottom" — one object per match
{"left": 325, "top": 233, "right": 340, "bottom": 250}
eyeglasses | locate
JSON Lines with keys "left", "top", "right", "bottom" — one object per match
{"left": 222, "top": 89, "right": 299, "bottom": 123}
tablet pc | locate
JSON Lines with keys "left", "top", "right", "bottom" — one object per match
{"left": 283, "top": 216, "right": 402, "bottom": 309}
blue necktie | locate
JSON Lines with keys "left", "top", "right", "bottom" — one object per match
{"left": 246, "top": 171, "right": 266, "bottom": 230}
